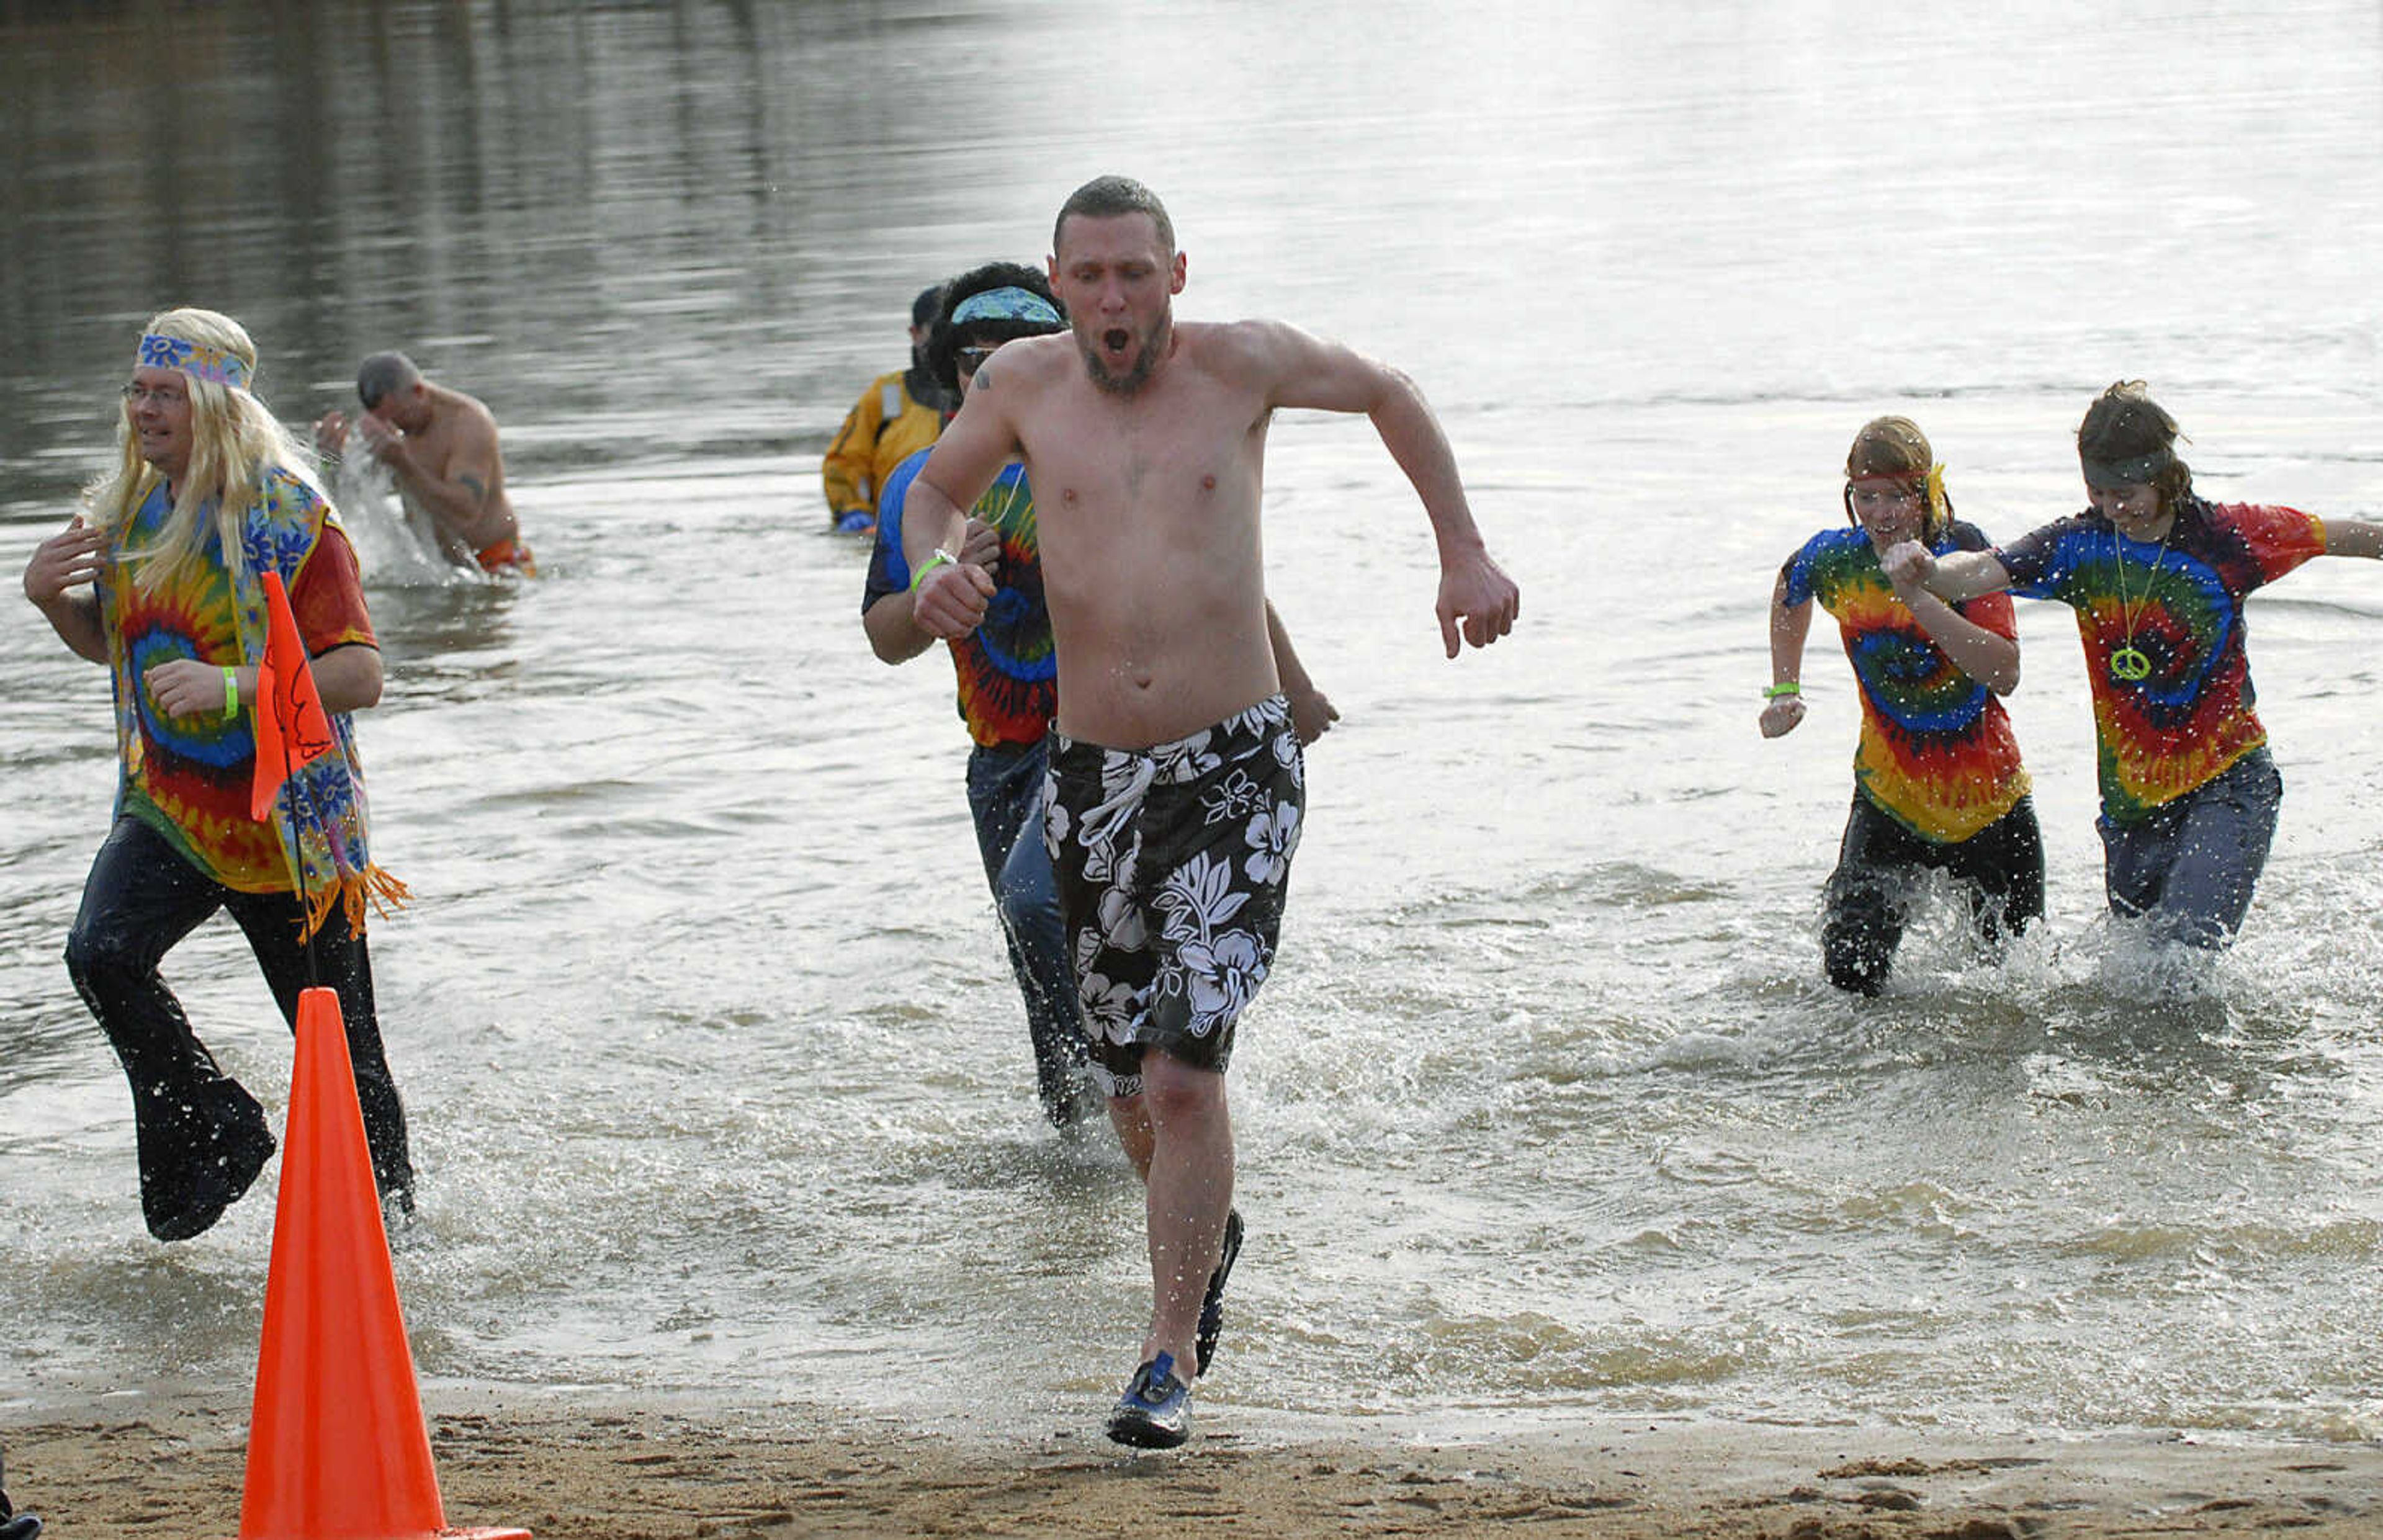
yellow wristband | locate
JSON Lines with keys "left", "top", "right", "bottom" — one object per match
{"left": 909, "top": 548, "right": 958, "bottom": 594}
{"left": 222, "top": 666, "right": 241, "bottom": 719}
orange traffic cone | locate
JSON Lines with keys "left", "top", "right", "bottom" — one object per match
{"left": 238, "top": 986, "right": 529, "bottom": 1540}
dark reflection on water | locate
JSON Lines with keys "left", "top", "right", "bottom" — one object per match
{"left": 0, "top": 0, "right": 1041, "bottom": 506}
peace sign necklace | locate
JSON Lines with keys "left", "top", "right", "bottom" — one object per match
{"left": 2109, "top": 526, "right": 2171, "bottom": 684}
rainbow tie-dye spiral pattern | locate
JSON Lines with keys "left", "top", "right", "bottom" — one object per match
{"left": 99, "top": 470, "right": 394, "bottom": 935}
{"left": 1994, "top": 499, "right": 2325, "bottom": 825}
{"left": 865, "top": 454, "right": 1058, "bottom": 748}
{"left": 1782, "top": 522, "right": 2031, "bottom": 843}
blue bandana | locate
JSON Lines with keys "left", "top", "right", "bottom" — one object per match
{"left": 951, "top": 287, "right": 1062, "bottom": 328}
{"left": 137, "top": 333, "right": 251, "bottom": 390}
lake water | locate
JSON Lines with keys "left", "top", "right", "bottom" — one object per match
{"left": 5, "top": 0, "right": 2383, "bottom": 1448}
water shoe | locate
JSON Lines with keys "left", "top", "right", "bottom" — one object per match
{"left": 1105, "top": 1352, "right": 1192, "bottom": 1449}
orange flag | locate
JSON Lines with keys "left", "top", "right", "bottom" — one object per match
{"left": 250, "top": 568, "right": 336, "bottom": 822}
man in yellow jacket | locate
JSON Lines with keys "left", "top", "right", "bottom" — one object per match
{"left": 822, "top": 284, "right": 956, "bottom": 534}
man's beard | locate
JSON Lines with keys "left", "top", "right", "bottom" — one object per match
{"left": 1080, "top": 317, "right": 1167, "bottom": 398}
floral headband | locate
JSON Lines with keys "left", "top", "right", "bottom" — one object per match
{"left": 136, "top": 333, "right": 251, "bottom": 391}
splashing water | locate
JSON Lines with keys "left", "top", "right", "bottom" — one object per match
{"left": 321, "top": 447, "right": 482, "bottom": 591}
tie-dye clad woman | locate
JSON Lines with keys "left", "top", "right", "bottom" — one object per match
{"left": 1888, "top": 382, "right": 2383, "bottom": 951}
{"left": 1763, "top": 417, "right": 2044, "bottom": 994}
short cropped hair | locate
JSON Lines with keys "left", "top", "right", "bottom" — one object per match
{"left": 356, "top": 351, "right": 421, "bottom": 410}
{"left": 1052, "top": 175, "right": 1174, "bottom": 257}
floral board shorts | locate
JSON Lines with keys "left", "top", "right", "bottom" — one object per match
{"left": 1043, "top": 694, "right": 1306, "bottom": 1099}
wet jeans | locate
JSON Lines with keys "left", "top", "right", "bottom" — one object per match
{"left": 2099, "top": 747, "right": 2282, "bottom": 949}
{"left": 1821, "top": 793, "right": 2045, "bottom": 996}
{"left": 64, "top": 815, "right": 414, "bottom": 1238}
{"left": 964, "top": 740, "right": 1094, "bottom": 1124}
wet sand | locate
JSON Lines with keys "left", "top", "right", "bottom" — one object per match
{"left": 12, "top": 1390, "right": 2383, "bottom": 1539}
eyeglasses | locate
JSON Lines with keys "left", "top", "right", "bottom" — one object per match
{"left": 954, "top": 344, "right": 1000, "bottom": 374}
{"left": 121, "top": 383, "right": 188, "bottom": 408}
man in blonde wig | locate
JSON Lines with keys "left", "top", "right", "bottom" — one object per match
{"left": 20, "top": 307, "right": 416, "bottom": 1241}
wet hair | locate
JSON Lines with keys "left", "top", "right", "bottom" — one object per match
{"left": 925, "top": 261, "right": 1067, "bottom": 396}
{"left": 1842, "top": 414, "right": 1951, "bottom": 540}
{"left": 356, "top": 351, "right": 422, "bottom": 410}
{"left": 1052, "top": 175, "right": 1174, "bottom": 257}
{"left": 90, "top": 306, "right": 318, "bottom": 595}
{"left": 912, "top": 283, "right": 947, "bottom": 329}
{"left": 2076, "top": 380, "right": 2192, "bottom": 509}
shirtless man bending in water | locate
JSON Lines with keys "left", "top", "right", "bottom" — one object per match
{"left": 315, "top": 352, "right": 534, "bottom": 574}
{"left": 907, "top": 174, "right": 1519, "bottom": 1449}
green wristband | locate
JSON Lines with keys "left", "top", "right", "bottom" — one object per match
{"left": 222, "top": 666, "right": 241, "bottom": 719}
{"left": 1763, "top": 681, "right": 1800, "bottom": 699}
{"left": 909, "top": 548, "right": 958, "bottom": 594}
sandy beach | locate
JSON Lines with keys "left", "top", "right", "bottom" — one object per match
{"left": 12, "top": 1389, "right": 2383, "bottom": 1539}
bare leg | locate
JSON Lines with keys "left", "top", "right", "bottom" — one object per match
{"left": 1108, "top": 1091, "right": 1153, "bottom": 1180}
{"left": 1135, "top": 1050, "right": 1232, "bottom": 1372}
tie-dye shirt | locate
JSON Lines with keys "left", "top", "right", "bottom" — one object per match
{"left": 100, "top": 468, "right": 397, "bottom": 933}
{"left": 1994, "top": 499, "right": 2325, "bottom": 825}
{"left": 863, "top": 448, "right": 1057, "bottom": 748}
{"left": 1782, "top": 521, "right": 2030, "bottom": 843}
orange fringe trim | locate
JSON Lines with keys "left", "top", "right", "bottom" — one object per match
{"left": 298, "top": 865, "right": 413, "bottom": 942}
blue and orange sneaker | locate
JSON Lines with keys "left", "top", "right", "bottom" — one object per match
{"left": 1105, "top": 1352, "right": 1192, "bottom": 1449}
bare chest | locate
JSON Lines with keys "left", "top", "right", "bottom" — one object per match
{"left": 1025, "top": 392, "right": 1267, "bottom": 555}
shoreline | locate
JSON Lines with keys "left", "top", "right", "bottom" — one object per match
{"left": 11, "top": 1387, "right": 2383, "bottom": 1539}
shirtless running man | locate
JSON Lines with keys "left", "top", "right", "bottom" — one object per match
{"left": 907, "top": 174, "right": 1519, "bottom": 1448}
{"left": 315, "top": 352, "right": 534, "bottom": 574}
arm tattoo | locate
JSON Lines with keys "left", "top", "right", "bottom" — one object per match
{"left": 971, "top": 367, "right": 993, "bottom": 393}
{"left": 457, "top": 473, "right": 488, "bottom": 503}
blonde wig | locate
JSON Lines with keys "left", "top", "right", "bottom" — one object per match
{"left": 88, "top": 307, "right": 322, "bottom": 597}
